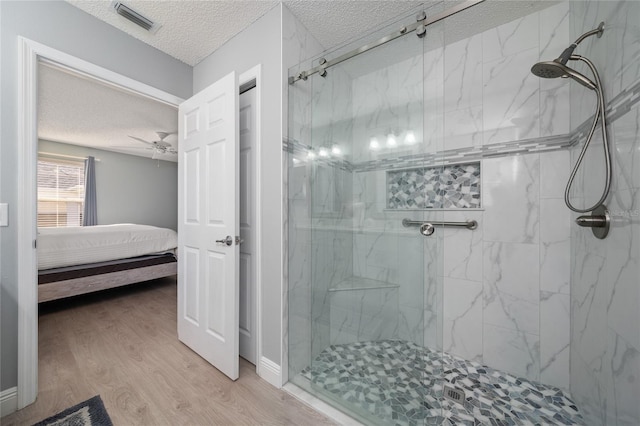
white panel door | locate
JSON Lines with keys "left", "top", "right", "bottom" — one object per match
{"left": 178, "top": 71, "right": 239, "bottom": 380}
{"left": 238, "top": 88, "right": 256, "bottom": 364}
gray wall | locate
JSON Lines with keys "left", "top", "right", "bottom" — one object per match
{"left": 39, "top": 141, "right": 177, "bottom": 230}
{"left": 1, "top": 0, "right": 192, "bottom": 391}
{"left": 193, "top": 5, "right": 284, "bottom": 371}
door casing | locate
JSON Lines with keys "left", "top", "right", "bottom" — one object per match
{"left": 16, "top": 37, "right": 264, "bottom": 409}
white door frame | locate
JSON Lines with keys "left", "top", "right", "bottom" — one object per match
{"left": 236, "top": 66, "right": 264, "bottom": 382}
{"left": 16, "top": 37, "right": 264, "bottom": 408}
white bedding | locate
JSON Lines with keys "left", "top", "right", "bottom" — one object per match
{"left": 37, "top": 224, "right": 178, "bottom": 270}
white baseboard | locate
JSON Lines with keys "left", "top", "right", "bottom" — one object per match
{"left": 0, "top": 387, "right": 18, "bottom": 417}
{"left": 258, "top": 356, "right": 282, "bottom": 388}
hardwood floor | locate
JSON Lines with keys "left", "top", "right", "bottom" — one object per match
{"left": 2, "top": 277, "right": 335, "bottom": 425}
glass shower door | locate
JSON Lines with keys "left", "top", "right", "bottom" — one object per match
{"left": 287, "top": 8, "right": 447, "bottom": 423}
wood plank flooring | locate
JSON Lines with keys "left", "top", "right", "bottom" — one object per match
{"left": 2, "top": 277, "right": 335, "bottom": 425}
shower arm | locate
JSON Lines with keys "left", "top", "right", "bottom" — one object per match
{"left": 574, "top": 23, "right": 605, "bottom": 45}
{"left": 556, "top": 23, "right": 604, "bottom": 64}
{"left": 563, "top": 54, "right": 612, "bottom": 213}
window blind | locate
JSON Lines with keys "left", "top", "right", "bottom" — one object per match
{"left": 37, "top": 158, "right": 85, "bottom": 227}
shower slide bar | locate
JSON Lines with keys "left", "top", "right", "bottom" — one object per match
{"left": 402, "top": 218, "right": 478, "bottom": 236}
{"left": 289, "top": 0, "right": 485, "bottom": 84}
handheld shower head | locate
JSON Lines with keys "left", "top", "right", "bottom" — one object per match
{"left": 530, "top": 22, "right": 604, "bottom": 90}
{"left": 530, "top": 22, "right": 613, "bottom": 216}
{"left": 530, "top": 60, "right": 597, "bottom": 90}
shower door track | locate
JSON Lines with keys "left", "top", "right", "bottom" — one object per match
{"left": 288, "top": 0, "right": 485, "bottom": 84}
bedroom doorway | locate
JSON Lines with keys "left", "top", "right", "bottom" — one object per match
{"left": 17, "top": 38, "right": 263, "bottom": 409}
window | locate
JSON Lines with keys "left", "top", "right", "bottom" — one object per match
{"left": 37, "top": 158, "right": 85, "bottom": 227}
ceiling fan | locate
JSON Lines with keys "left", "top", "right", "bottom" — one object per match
{"left": 127, "top": 131, "right": 177, "bottom": 158}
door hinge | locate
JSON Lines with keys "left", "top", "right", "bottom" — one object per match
{"left": 34, "top": 239, "right": 37, "bottom": 249}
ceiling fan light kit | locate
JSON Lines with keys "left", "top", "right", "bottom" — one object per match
{"left": 121, "top": 131, "right": 178, "bottom": 160}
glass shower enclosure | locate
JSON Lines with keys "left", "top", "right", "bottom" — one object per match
{"left": 287, "top": 6, "right": 447, "bottom": 424}
{"left": 286, "top": 0, "right": 640, "bottom": 424}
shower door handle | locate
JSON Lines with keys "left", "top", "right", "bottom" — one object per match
{"left": 420, "top": 223, "right": 435, "bottom": 236}
{"left": 402, "top": 218, "right": 478, "bottom": 236}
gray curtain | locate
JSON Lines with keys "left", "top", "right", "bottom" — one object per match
{"left": 83, "top": 156, "right": 97, "bottom": 226}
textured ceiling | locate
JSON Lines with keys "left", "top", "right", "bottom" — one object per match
{"left": 38, "top": 62, "right": 179, "bottom": 162}
{"left": 46, "top": 1, "right": 557, "bottom": 162}
{"left": 67, "top": 0, "right": 430, "bottom": 66}
{"left": 285, "top": 1, "right": 425, "bottom": 53}
{"left": 66, "top": 1, "right": 558, "bottom": 68}
{"left": 66, "top": 0, "right": 278, "bottom": 66}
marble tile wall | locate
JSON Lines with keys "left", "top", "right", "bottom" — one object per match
{"left": 350, "top": 34, "right": 425, "bottom": 165}
{"left": 346, "top": 153, "right": 571, "bottom": 389}
{"left": 437, "top": 2, "right": 571, "bottom": 151}
{"left": 439, "top": 151, "right": 571, "bottom": 389}
{"left": 345, "top": 2, "right": 573, "bottom": 389}
{"left": 568, "top": 2, "right": 640, "bottom": 424}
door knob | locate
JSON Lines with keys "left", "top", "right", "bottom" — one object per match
{"left": 216, "top": 236, "right": 233, "bottom": 246}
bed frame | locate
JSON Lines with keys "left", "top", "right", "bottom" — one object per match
{"left": 38, "top": 255, "right": 177, "bottom": 303}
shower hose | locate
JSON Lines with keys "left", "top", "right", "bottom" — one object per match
{"left": 564, "top": 54, "right": 612, "bottom": 213}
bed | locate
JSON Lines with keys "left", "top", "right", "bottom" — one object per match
{"left": 37, "top": 224, "right": 178, "bottom": 303}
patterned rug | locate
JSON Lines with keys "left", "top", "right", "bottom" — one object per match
{"left": 33, "top": 395, "right": 112, "bottom": 426}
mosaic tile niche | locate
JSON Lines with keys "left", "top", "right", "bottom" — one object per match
{"left": 387, "top": 162, "right": 480, "bottom": 209}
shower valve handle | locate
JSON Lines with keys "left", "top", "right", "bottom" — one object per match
{"left": 575, "top": 205, "right": 610, "bottom": 239}
{"left": 575, "top": 216, "right": 607, "bottom": 227}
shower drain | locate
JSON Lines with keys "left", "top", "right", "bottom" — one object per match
{"left": 443, "top": 384, "right": 465, "bottom": 405}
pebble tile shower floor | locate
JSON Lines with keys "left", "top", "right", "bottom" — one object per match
{"left": 301, "top": 340, "right": 582, "bottom": 425}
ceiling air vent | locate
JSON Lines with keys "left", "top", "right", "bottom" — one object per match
{"left": 111, "top": 2, "right": 161, "bottom": 34}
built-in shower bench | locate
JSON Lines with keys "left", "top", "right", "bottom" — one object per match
{"left": 329, "top": 276, "right": 399, "bottom": 292}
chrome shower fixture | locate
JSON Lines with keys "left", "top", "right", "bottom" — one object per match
{"left": 530, "top": 22, "right": 612, "bottom": 217}
{"left": 531, "top": 22, "right": 603, "bottom": 89}
{"left": 531, "top": 60, "right": 596, "bottom": 90}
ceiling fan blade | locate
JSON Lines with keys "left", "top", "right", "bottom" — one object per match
{"left": 110, "top": 145, "right": 151, "bottom": 150}
{"left": 156, "top": 131, "right": 171, "bottom": 141}
{"left": 128, "top": 135, "right": 154, "bottom": 145}
{"left": 109, "top": 145, "right": 153, "bottom": 151}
